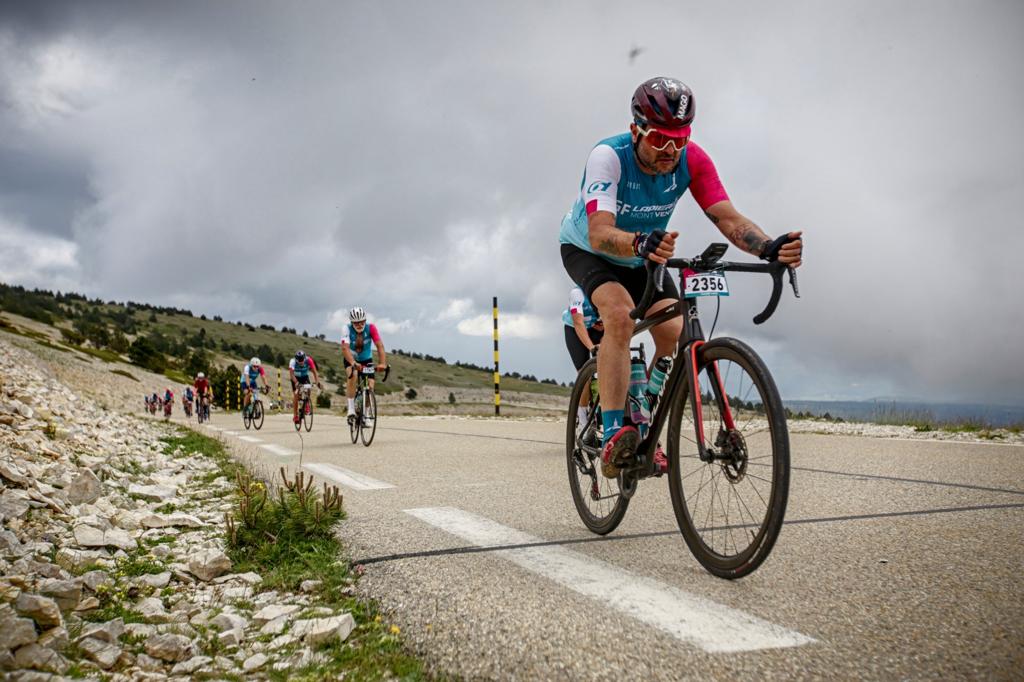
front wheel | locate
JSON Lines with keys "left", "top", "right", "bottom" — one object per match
{"left": 360, "top": 389, "right": 377, "bottom": 446}
{"left": 304, "top": 399, "right": 313, "bottom": 432}
{"left": 566, "top": 358, "right": 628, "bottom": 535}
{"left": 666, "top": 337, "right": 790, "bottom": 579}
{"left": 252, "top": 400, "right": 264, "bottom": 430}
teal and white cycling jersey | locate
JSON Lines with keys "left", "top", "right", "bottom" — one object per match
{"left": 561, "top": 287, "right": 599, "bottom": 328}
{"left": 558, "top": 132, "right": 729, "bottom": 267}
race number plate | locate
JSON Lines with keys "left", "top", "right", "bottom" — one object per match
{"left": 684, "top": 270, "right": 729, "bottom": 298}
{"left": 361, "top": 365, "right": 376, "bottom": 375}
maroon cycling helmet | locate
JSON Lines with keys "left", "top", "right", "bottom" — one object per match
{"left": 631, "top": 77, "right": 695, "bottom": 132}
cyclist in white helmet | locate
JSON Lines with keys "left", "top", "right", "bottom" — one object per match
{"left": 240, "top": 357, "right": 269, "bottom": 413}
{"left": 341, "top": 307, "right": 387, "bottom": 423}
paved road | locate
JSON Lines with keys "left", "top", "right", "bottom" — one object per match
{"left": 192, "top": 409, "right": 1024, "bottom": 681}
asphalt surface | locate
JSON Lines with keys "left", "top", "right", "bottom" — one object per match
{"left": 191, "top": 409, "right": 1024, "bottom": 681}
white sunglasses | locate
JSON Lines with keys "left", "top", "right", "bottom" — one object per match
{"left": 638, "top": 126, "right": 689, "bottom": 152}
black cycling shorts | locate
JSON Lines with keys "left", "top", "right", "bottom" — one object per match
{"left": 564, "top": 325, "right": 604, "bottom": 371}
{"left": 292, "top": 375, "right": 311, "bottom": 388}
{"left": 561, "top": 243, "right": 679, "bottom": 306}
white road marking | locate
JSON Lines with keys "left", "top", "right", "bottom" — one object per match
{"left": 405, "top": 507, "right": 815, "bottom": 653}
{"left": 238, "top": 436, "right": 262, "bottom": 443}
{"left": 303, "top": 463, "right": 395, "bottom": 491}
{"left": 260, "top": 443, "right": 298, "bottom": 457}
{"left": 222, "top": 431, "right": 238, "bottom": 436}
{"left": 206, "top": 426, "right": 222, "bottom": 431}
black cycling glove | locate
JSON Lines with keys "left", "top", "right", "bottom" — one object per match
{"left": 759, "top": 234, "right": 796, "bottom": 262}
{"left": 632, "top": 229, "right": 668, "bottom": 259}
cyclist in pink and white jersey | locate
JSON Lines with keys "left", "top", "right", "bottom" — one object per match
{"left": 559, "top": 77, "right": 804, "bottom": 477}
{"left": 340, "top": 307, "right": 388, "bottom": 423}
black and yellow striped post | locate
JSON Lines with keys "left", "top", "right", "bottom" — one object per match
{"left": 493, "top": 296, "right": 500, "bottom": 416}
{"left": 233, "top": 381, "right": 238, "bottom": 412}
{"left": 277, "top": 368, "right": 283, "bottom": 409}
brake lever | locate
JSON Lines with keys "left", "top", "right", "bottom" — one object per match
{"left": 788, "top": 266, "right": 800, "bottom": 298}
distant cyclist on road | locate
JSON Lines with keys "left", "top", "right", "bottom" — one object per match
{"left": 183, "top": 386, "right": 195, "bottom": 414}
{"left": 558, "top": 76, "right": 803, "bottom": 477}
{"left": 289, "top": 350, "right": 322, "bottom": 425}
{"left": 240, "top": 357, "right": 269, "bottom": 413}
{"left": 193, "top": 372, "right": 212, "bottom": 413}
{"left": 341, "top": 307, "right": 387, "bottom": 424}
{"left": 563, "top": 286, "right": 603, "bottom": 438}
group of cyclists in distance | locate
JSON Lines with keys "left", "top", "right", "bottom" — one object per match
{"left": 140, "top": 76, "right": 803, "bottom": 474}
{"left": 144, "top": 306, "right": 388, "bottom": 427}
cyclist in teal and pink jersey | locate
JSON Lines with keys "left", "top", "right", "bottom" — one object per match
{"left": 341, "top": 307, "right": 388, "bottom": 423}
{"left": 559, "top": 76, "right": 804, "bottom": 478}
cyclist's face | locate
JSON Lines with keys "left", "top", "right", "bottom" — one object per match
{"left": 352, "top": 320, "right": 365, "bottom": 330}
{"left": 631, "top": 123, "right": 684, "bottom": 174}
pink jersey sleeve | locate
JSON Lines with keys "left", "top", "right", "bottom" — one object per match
{"left": 686, "top": 142, "right": 729, "bottom": 210}
{"left": 258, "top": 366, "right": 266, "bottom": 377}
{"left": 368, "top": 324, "right": 381, "bottom": 344}
{"left": 308, "top": 357, "right": 317, "bottom": 370}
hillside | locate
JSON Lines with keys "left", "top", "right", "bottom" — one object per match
{"left": 0, "top": 283, "right": 568, "bottom": 416}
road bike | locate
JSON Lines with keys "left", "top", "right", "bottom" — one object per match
{"left": 566, "top": 243, "right": 800, "bottom": 579}
{"left": 349, "top": 363, "right": 389, "bottom": 446}
{"left": 196, "top": 395, "right": 211, "bottom": 424}
{"left": 183, "top": 397, "right": 193, "bottom": 419}
{"left": 242, "top": 385, "right": 266, "bottom": 431}
{"left": 294, "top": 383, "right": 315, "bottom": 432}
{"left": 162, "top": 398, "right": 173, "bottom": 421}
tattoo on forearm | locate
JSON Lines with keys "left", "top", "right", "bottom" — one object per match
{"left": 704, "top": 211, "right": 720, "bottom": 225}
{"left": 598, "top": 238, "right": 621, "bottom": 255}
{"left": 729, "top": 223, "right": 770, "bottom": 255}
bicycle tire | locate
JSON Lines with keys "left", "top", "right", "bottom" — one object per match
{"left": 294, "top": 398, "right": 303, "bottom": 431}
{"left": 304, "top": 400, "right": 313, "bottom": 432}
{"left": 666, "top": 337, "right": 789, "bottom": 579}
{"left": 253, "top": 400, "right": 264, "bottom": 430}
{"left": 243, "top": 405, "right": 251, "bottom": 430}
{"left": 360, "top": 389, "right": 377, "bottom": 446}
{"left": 566, "top": 358, "right": 628, "bottom": 535}
{"left": 349, "top": 399, "right": 359, "bottom": 443}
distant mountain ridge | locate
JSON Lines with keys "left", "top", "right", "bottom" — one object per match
{"left": 784, "top": 399, "right": 1024, "bottom": 428}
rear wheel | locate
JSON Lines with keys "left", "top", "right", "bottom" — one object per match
{"left": 243, "top": 401, "right": 251, "bottom": 430}
{"left": 566, "top": 358, "right": 628, "bottom": 535}
{"left": 666, "top": 337, "right": 789, "bottom": 579}
{"left": 349, "top": 392, "right": 360, "bottom": 444}
{"left": 360, "top": 389, "right": 377, "bottom": 446}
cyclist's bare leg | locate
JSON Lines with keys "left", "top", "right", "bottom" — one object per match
{"left": 346, "top": 368, "right": 357, "bottom": 399}
{"left": 292, "top": 387, "right": 300, "bottom": 421}
{"left": 590, "top": 281, "right": 634, "bottom": 422}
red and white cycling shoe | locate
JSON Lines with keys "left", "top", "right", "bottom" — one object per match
{"left": 652, "top": 443, "right": 668, "bottom": 477}
{"left": 600, "top": 426, "right": 639, "bottom": 479}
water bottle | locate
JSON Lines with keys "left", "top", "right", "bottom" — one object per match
{"left": 644, "top": 356, "right": 673, "bottom": 419}
{"left": 627, "top": 356, "right": 649, "bottom": 429}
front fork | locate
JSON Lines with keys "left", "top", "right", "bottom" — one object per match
{"left": 684, "top": 340, "right": 736, "bottom": 462}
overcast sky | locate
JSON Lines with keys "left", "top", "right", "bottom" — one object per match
{"left": 1, "top": 0, "right": 1022, "bottom": 405}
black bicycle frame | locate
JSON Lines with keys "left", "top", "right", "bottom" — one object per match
{"left": 626, "top": 253, "right": 796, "bottom": 467}
{"left": 629, "top": 291, "right": 725, "bottom": 464}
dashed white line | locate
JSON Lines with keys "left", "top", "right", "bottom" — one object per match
{"left": 259, "top": 443, "right": 298, "bottom": 457}
{"left": 303, "top": 463, "right": 395, "bottom": 491}
{"left": 238, "top": 436, "right": 262, "bottom": 443}
{"left": 405, "top": 507, "right": 815, "bottom": 653}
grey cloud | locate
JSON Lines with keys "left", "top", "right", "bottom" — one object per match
{"left": 1, "top": 0, "right": 1022, "bottom": 402}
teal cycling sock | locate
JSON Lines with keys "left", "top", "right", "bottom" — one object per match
{"left": 602, "top": 409, "right": 625, "bottom": 445}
